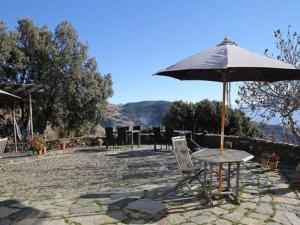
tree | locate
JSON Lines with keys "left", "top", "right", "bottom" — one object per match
{"left": 0, "top": 18, "right": 113, "bottom": 136}
{"left": 237, "top": 26, "right": 300, "bottom": 141}
{"left": 163, "top": 101, "right": 194, "bottom": 130}
{"left": 163, "top": 99, "right": 262, "bottom": 137}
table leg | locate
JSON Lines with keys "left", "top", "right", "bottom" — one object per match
{"left": 138, "top": 131, "right": 141, "bottom": 147}
{"left": 131, "top": 132, "right": 133, "bottom": 149}
{"left": 218, "top": 163, "right": 223, "bottom": 193}
{"left": 209, "top": 163, "right": 213, "bottom": 207}
{"left": 235, "top": 162, "right": 240, "bottom": 204}
{"left": 227, "top": 162, "right": 231, "bottom": 190}
{"left": 204, "top": 162, "right": 207, "bottom": 189}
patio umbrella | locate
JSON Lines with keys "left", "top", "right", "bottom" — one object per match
{"left": 154, "top": 37, "right": 300, "bottom": 192}
{"left": 0, "top": 89, "right": 21, "bottom": 103}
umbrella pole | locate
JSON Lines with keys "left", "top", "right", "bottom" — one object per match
{"left": 218, "top": 79, "right": 226, "bottom": 193}
{"left": 220, "top": 80, "right": 226, "bottom": 155}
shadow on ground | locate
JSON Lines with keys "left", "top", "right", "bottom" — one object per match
{"left": 79, "top": 183, "right": 211, "bottom": 224}
{"left": 0, "top": 199, "right": 50, "bottom": 224}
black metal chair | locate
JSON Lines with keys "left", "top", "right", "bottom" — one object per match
{"left": 153, "top": 126, "right": 167, "bottom": 150}
{"left": 165, "top": 127, "right": 174, "bottom": 150}
{"left": 105, "top": 127, "right": 116, "bottom": 149}
{"left": 133, "top": 125, "right": 141, "bottom": 145}
{"left": 186, "top": 133, "right": 202, "bottom": 153}
{"left": 117, "top": 127, "right": 129, "bottom": 146}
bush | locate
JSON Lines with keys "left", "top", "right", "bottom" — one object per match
{"left": 163, "top": 99, "right": 263, "bottom": 138}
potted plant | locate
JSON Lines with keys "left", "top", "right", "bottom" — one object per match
{"left": 224, "top": 141, "right": 232, "bottom": 149}
{"left": 261, "top": 152, "right": 270, "bottom": 168}
{"left": 96, "top": 138, "right": 103, "bottom": 147}
{"left": 28, "top": 146, "right": 34, "bottom": 156}
{"left": 59, "top": 138, "right": 67, "bottom": 150}
{"left": 269, "top": 152, "right": 280, "bottom": 170}
{"left": 36, "top": 135, "right": 47, "bottom": 155}
{"left": 34, "top": 141, "right": 44, "bottom": 156}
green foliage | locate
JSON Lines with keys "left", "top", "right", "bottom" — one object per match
{"left": 163, "top": 101, "right": 194, "bottom": 130}
{"left": 163, "top": 99, "right": 262, "bottom": 137}
{"left": 0, "top": 18, "right": 113, "bottom": 136}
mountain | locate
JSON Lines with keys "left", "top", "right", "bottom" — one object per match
{"left": 255, "top": 122, "right": 299, "bottom": 144}
{"left": 100, "top": 101, "right": 172, "bottom": 127}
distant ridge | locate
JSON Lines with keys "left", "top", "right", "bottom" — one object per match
{"left": 100, "top": 100, "right": 172, "bottom": 127}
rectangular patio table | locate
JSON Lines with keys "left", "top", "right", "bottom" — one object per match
{"left": 126, "top": 130, "right": 141, "bottom": 149}
{"left": 174, "top": 130, "right": 192, "bottom": 136}
{"left": 192, "top": 148, "right": 253, "bottom": 206}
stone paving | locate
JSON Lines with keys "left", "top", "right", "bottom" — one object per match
{"left": 0, "top": 146, "right": 299, "bottom": 225}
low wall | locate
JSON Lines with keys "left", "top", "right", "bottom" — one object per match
{"left": 9, "top": 132, "right": 300, "bottom": 164}
{"left": 193, "top": 133, "right": 300, "bottom": 165}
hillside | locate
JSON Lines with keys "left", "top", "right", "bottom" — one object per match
{"left": 256, "top": 123, "right": 299, "bottom": 144}
{"left": 100, "top": 101, "right": 172, "bottom": 127}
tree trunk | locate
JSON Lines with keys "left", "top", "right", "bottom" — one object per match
{"left": 287, "top": 115, "right": 300, "bottom": 143}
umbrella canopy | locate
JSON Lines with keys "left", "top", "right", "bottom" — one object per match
{"left": 155, "top": 38, "right": 300, "bottom": 82}
{"left": 0, "top": 90, "right": 21, "bottom": 103}
{"left": 154, "top": 37, "right": 300, "bottom": 193}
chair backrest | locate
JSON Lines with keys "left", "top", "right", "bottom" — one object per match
{"left": 117, "top": 127, "right": 127, "bottom": 142}
{"left": 0, "top": 138, "right": 8, "bottom": 157}
{"left": 153, "top": 126, "right": 162, "bottom": 140}
{"left": 186, "top": 133, "right": 202, "bottom": 153}
{"left": 133, "top": 125, "right": 141, "bottom": 130}
{"left": 166, "top": 127, "right": 174, "bottom": 142}
{"left": 105, "top": 127, "right": 114, "bottom": 141}
{"left": 172, "top": 136, "right": 194, "bottom": 172}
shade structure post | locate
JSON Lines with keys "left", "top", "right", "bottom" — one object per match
{"left": 12, "top": 105, "right": 18, "bottom": 152}
{"left": 29, "top": 94, "right": 33, "bottom": 139}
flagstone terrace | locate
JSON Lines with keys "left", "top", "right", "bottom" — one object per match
{"left": 0, "top": 146, "right": 299, "bottom": 225}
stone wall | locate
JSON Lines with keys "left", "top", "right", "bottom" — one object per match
{"left": 11, "top": 132, "right": 299, "bottom": 164}
{"left": 193, "top": 133, "right": 300, "bottom": 165}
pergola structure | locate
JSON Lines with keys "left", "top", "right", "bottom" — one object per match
{"left": 0, "top": 83, "right": 44, "bottom": 152}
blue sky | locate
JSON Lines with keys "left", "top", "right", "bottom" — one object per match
{"left": 1, "top": 0, "right": 300, "bottom": 104}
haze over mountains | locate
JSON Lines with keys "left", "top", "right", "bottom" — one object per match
{"left": 100, "top": 101, "right": 172, "bottom": 128}
{"left": 101, "top": 100, "right": 298, "bottom": 143}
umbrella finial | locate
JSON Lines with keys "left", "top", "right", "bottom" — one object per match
{"left": 217, "top": 37, "right": 237, "bottom": 46}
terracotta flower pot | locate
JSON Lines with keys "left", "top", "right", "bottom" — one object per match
{"left": 60, "top": 143, "right": 66, "bottom": 150}
{"left": 96, "top": 138, "right": 103, "bottom": 147}
{"left": 37, "top": 149, "right": 43, "bottom": 156}
{"left": 269, "top": 161, "right": 278, "bottom": 170}
{"left": 42, "top": 146, "right": 47, "bottom": 154}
